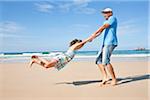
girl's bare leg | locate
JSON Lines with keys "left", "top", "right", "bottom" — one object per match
{"left": 31, "top": 58, "right": 42, "bottom": 66}
{"left": 29, "top": 55, "right": 57, "bottom": 69}
{"left": 37, "top": 56, "right": 49, "bottom": 64}
{"left": 34, "top": 56, "right": 58, "bottom": 68}
{"left": 44, "top": 59, "right": 57, "bottom": 68}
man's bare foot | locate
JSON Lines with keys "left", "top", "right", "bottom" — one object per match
{"left": 111, "top": 79, "right": 117, "bottom": 86}
{"left": 100, "top": 81, "right": 106, "bottom": 87}
{"left": 100, "top": 78, "right": 110, "bottom": 87}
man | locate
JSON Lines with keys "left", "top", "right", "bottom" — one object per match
{"left": 89, "top": 8, "right": 118, "bottom": 86}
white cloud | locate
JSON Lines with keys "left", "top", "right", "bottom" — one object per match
{"left": 117, "top": 19, "right": 148, "bottom": 49}
{"left": 0, "top": 21, "right": 24, "bottom": 34}
{"left": 34, "top": 1, "right": 96, "bottom": 15}
{"left": 34, "top": 2, "right": 54, "bottom": 13}
{"left": 0, "top": 21, "right": 26, "bottom": 39}
{"left": 74, "top": 4, "right": 96, "bottom": 14}
{"left": 73, "top": 0, "right": 91, "bottom": 5}
{"left": 118, "top": 20, "right": 144, "bottom": 35}
{"left": 63, "top": 0, "right": 96, "bottom": 14}
{"left": 58, "top": 2, "right": 73, "bottom": 12}
{"left": 0, "top": 33, "right": 22, "bottom": 38}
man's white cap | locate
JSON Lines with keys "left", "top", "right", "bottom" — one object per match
{"left": 101, "top": 8, "right": 113, "bottom": 13}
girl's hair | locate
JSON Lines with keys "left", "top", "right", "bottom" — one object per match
{"left": 69, "top": 39, "right": 82, "bottom": 47}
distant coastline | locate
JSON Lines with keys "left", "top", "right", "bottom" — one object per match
{"left": 134, "top": 47, "right": 147, "bottom": 51}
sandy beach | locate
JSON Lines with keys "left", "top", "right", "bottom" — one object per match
{"left": 0, "top": 60, "right": 149, "bottom": 100}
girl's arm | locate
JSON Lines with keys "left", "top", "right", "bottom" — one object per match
{"left": 79, "top": 36, "right": 93, "bottom": 45}
{"left": 73, "top": 36, "right": 92, "bottom": 50}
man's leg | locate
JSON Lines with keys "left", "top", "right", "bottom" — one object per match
{"left": 104, "top": 45, "right": 117, "bottom": 86}
{"left": 107, "top": 63, "right": 117, "bottom": 85}
{"left": 96, "top": 48, "right": 109, "bottom": 85}
{"left": 97, "top": 64, "right": 108, "bottom": 85}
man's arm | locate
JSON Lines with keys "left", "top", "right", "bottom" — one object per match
{"left": 91, "top": 23, "right": 110, "bottom": 40}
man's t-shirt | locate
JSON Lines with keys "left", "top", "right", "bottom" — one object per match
{"left": 102, "top": 16, "right": 118, "bottom": 46}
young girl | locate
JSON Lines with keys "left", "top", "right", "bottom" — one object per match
{"left": 29, "top": 37, "right": 92, "bottom": 70}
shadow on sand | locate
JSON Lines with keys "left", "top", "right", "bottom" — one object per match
{"left": 55, "top": 74, "right": 150, "bottom": 86}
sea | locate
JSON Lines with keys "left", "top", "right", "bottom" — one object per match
{"left": 0, "top": 50, "right": 150, "bottom": 63}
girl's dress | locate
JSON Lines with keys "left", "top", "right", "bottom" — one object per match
{"left": 48, "top": 49, "right": 75, "bottom": 70}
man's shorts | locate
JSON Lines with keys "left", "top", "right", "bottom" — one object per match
{"left": 96, "top": 45, "right": 117, "bottom": 66}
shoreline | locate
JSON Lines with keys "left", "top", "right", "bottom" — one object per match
{"left": 1, "top": 53, "right": 150, "bottom": 57}
{"left": 0, "top": 54, "right": 150, "bottom": 63}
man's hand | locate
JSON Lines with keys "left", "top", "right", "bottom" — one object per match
{"left": 88, "top": 37, "right": 93, "bottom": 42}
{"left": 89, "top": 24, "right": 108, "bottom": 42}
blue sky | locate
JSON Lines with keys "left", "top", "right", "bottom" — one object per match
{"left": 0, "top": 0, "right": 149, "bottom": 52}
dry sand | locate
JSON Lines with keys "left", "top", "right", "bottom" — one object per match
{"left": 0, "top": 61, "right": 149, "bottom": 100}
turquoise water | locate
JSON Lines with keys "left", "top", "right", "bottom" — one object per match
{"left": 76, "top": 50, "right": 150, "bottom": 55}
{"left": 0, "top": 50, "right": 149, "bottom": 63}
{"left": 1, "top": 50, "right": 150, "bottom": 56}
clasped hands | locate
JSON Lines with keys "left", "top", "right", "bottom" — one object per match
{"left": 88, "top": 34, "right": 96, "bottom": 42}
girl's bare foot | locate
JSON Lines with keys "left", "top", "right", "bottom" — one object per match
{"left": 29, "top": 55, "right": 39, "bottom": 68}
{"left": 29, "top": 60, "right": 35, "bottom": 68}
